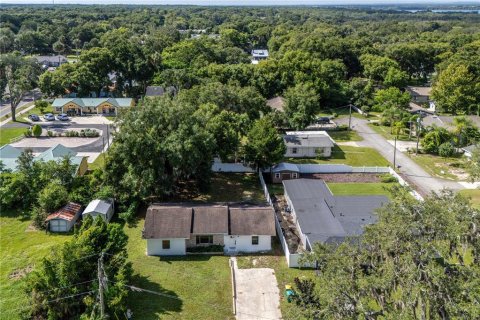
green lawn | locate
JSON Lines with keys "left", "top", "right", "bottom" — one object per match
{"left": 24, "top": 105, "right": 54, "bottom": 117}
{"left": 287, "top": 145, "right": 390, "bottom": 167}
{"left": 327, "top": 182, "right": 395, "bottom": 198}
{"left": 0, "top": 127, "right": 27, "bottom": 146}
{"left": 458, "top": 189, "right": 480, "bottom": 209}
{"left": 0, "top": 211, "right": 70, "bottom": 320}
{"left": 328, "top": 130, "right": 363, "bottom": 142}
{"left": 408, "top": 153, "right": 467, "bottom": 181}
{"left": 123, "top": 219, "right": 234, "bottom": 320}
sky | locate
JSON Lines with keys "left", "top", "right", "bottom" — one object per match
{"left": 2, "top": 0, "right": 477, "bottom": 5}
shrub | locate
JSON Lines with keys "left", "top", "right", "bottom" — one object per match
{"left": 34, "top": 100, "right": 50, "bottom": 114}
{"left": 187, "top": 245, "right": 224, "bottom": 253}
{"left": 32, "top": 207, "right": 48, "bottom": 229}
{"left": 32, "top": 124, "right": 42, "bottom": 137}
{"left": 38, "top": 180, "right": 68, "bottom": 213}
{"left": 381, "top": 174, "right": 398, "bottom": 183}
{"left": 119, "top": 201, "right": 137, "bottom": 223}
{"left": 24, "top": 129, "right": 32, "bottom": 137}
{"left": 439, "top": 142, "right": 455, "bottom": 158}
{"left": 337, "top": 124, "right": 349, "bottom": 131}
{"left": 47, "top": 130, "right": 54, "bottom": 137}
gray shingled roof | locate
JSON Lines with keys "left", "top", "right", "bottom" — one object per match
{"left": 229, "top": 206, "right": 276, "bottom": 236}
{"left": 283, "top": 179, "right": 388, "bottom": 245}
{"left": 144, "top": 205, "right": 192, "bottom": 238}
{"left": 283, "top": 132, "right": 334, "bottom": 148}
{"left": 192, "top": 205, "right": 229, "bottom": 234}
{"left": 144, "top": 204, "right": 275, "bottom": 238}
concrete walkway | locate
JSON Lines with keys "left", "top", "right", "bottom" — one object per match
{"left": 337, "top": 117, "right": 462, "bottom": 195}
{"left": 231, "top": 257, "right": 281, "bottom": 320}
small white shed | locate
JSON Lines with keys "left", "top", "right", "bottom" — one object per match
{"left": 83, "top": 199, "right": 114, "bottom": 222}
{"left": 46, "top": 202, "right": 83, "bottom": 232}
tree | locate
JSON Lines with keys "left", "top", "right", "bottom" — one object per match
{"left": 75, "top": 47, "right": 113, "bottom": 96}
{"left": 244, "top": 116, "right": 286, "bottom": 171}
{"left": 32, "top": 124, "right": 42, "bottom": 137}
{"left": 38, "top": 180, "right": 68, "bottom": 213}
{"left": 421, "top": 126, "right": 452, "bottom": 154}
{"left": 34, "top": 100, "right": 49, "bottom": 114}
{"left": 106, "top": 97, "right": 216, "bottom": 202}
{"left": 26, "top": 217, "right": 132, "bottom": 319}
{"left": 52, "top": 40, "right": 65, "bottom": 56}
{"left": 383, "top": 67, "right": 409, "bottom": 88}
{"left": 438, "top": 142, "right": 454, "bottom": 158}
{"left": 432, "top": 64, "right": 477, "bottom": 114}
{"left": 298, "top": 189, "right": 480, "bottom": 319}
{"left": 284, "top": 82, "right": 320, "bottom": 130}
{"left": 360, "top": 54, "right": 399, "bottom": 82}
{"left": 466, "top": 145, "right": 480, "bottom": 182}
{"left": 0, "top": 53, "right": 41, "bottom": 121}
{"left": 374, "top": 87, "right": 411, "bottom": 111}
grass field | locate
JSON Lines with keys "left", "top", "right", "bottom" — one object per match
{"left": 0, "top": 127, "right": 27, "bottom": 146}
{"left": 409, "top": 153, "right": 467, "bottom": 181}
{"left": 123, "top": 219, "right": 234, "bottom": 320}
{"left": 458, "top": 189, "right": 480, "bottom": 209}
{"left": 287, "top": 145, "right": 390, "bottom": 167}
{"left": 328, "top": 130, "right": 363, "bottom": 142}
{"left": 0, "top": 211, "right": 70, "bottom": 320}
{"left": 328, "top": 182, "right": 395, "bottom": 198}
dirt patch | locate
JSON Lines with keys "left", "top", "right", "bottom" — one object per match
{"left": 9, "top": 265, "right": 33, "bottom": 280}
{"left": 303, "top": 173, "right": 384, "bottom": 183}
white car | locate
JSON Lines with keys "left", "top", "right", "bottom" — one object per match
{"left": 44, "top": 113, "right": 55, "bottom": 121}
{"left": 56, "top": 113, "right": 69, "bottom": 121}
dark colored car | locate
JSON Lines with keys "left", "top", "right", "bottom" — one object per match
{"left": 315, "top": 117, "right": 330, "bottom": 124}
{"left": 28, "top": 114, "right": 40, "bottom": 121}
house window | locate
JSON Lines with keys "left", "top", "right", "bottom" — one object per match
{"left": 292, "top": 148, "right": 297, "bottom": 154}
{"left": 252, "top": 236, "right": 259, "bottom": 245}
{"left": 292, "top": 173, "right": 298, "bottom": 179}
{"left": 162, "top": 240, "right": 170, "bottom": 249}
{"left": 196, "top": 235, "right": 213, "bottom": 244}
{"left": 274, "top": 173, "right": 281, "bottom": 179}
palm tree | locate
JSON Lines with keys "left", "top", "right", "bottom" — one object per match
{"left": 452, "top": 116, "right": 473, "bottom": 147}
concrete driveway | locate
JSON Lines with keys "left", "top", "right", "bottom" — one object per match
{"left": 231, "top": 258, "right": 281, "bottom": 320}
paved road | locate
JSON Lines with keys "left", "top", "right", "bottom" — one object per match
{"left": 337, "top": 117, "right": 462, "bottom": 195}
{"left": 0, "top": 90, "right": 41, "bottom": 118}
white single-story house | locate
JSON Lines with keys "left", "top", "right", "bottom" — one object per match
{"left": 143, "top": 204, "right": 276, "bottom": 256}
{"left": 34, "top": 55, "right": 68, "bottom": 68}
{"left": 284, "top": 131, "right": 335, "bottom": 158}
{"left": 251, "top": 49, "right": 269, "bottom": 64}
{"left": 283, "top": 179, "right": 388, "bottom": 250}
{"left": 52, "top": 98, "right": 134, "bottom": 116}
{"left": 83, "top": 199, "right": 114, "bottom": 222}
{"left": 45, "top": 202, "right": 83, "bottom": 232}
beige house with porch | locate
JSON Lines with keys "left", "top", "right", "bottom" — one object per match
{"left": 52, "top": 98, "right": 134, "bottom": 116}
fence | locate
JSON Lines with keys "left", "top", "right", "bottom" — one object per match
{"left": 295, "top": 164, "right": 389, "bottom": 174}
{"left": 389, "top": 168, "right": 424, "bottom": 201}
{"left": 211, "top": 162, "right": 255, "bottom": 173}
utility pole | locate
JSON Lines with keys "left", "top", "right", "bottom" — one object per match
{"left": 416, "top": 117, "right": 421, "bottom": 155}
{"left": 393, "top": 136, "right": 397, "bottom": 169}
{"left": 98, "top": 253, "right": 105, "bottom": 318}
{"left": 348, "top": 104, "right": 352, "bottom": 130}
{"left": 106, "top": 125, "right": 110, "bottom": 148}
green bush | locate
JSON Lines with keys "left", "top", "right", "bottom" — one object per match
{"left": 380, "top": 174, "right": 398, "bottom": 183}
{"left": 34, "top": 100, "right": 50, "bottom": 114}
{"left": 47, "top": 130, "right": 54, "bottom": 137}
{"left": 439, "top": 142, "right": 455, "bottom": 158}
{"left": 337, "top": 124, "right": 349, "bottom": 131}
{"left": 187, "top": 245, "right": 224, "bottom": 253}
{"left": 31, "top": 207, "right": 48, "bottom": 229}
{"left": 24, "top": 129, "right": 32, "bottom": 137}
{"left": 119, "top": 201, "right": 137, "bottom": 223}
{"left": 32, "top": 124, "right": 42, "bottom": 137}
{"left": 38, "top": 180, "right": 69, "bottom": 213}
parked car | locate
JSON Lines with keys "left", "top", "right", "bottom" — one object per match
{"left": 28, "top": 114, "right": 40, "bottom": 121}
{"left": 57, "top": 113, "right": 69, "bottom": 121}
{"left": 315, "top": 117, "right": 330, "bottom": 124}
{"left": 44, "top": 113, "right": 55, "bottom": 121}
